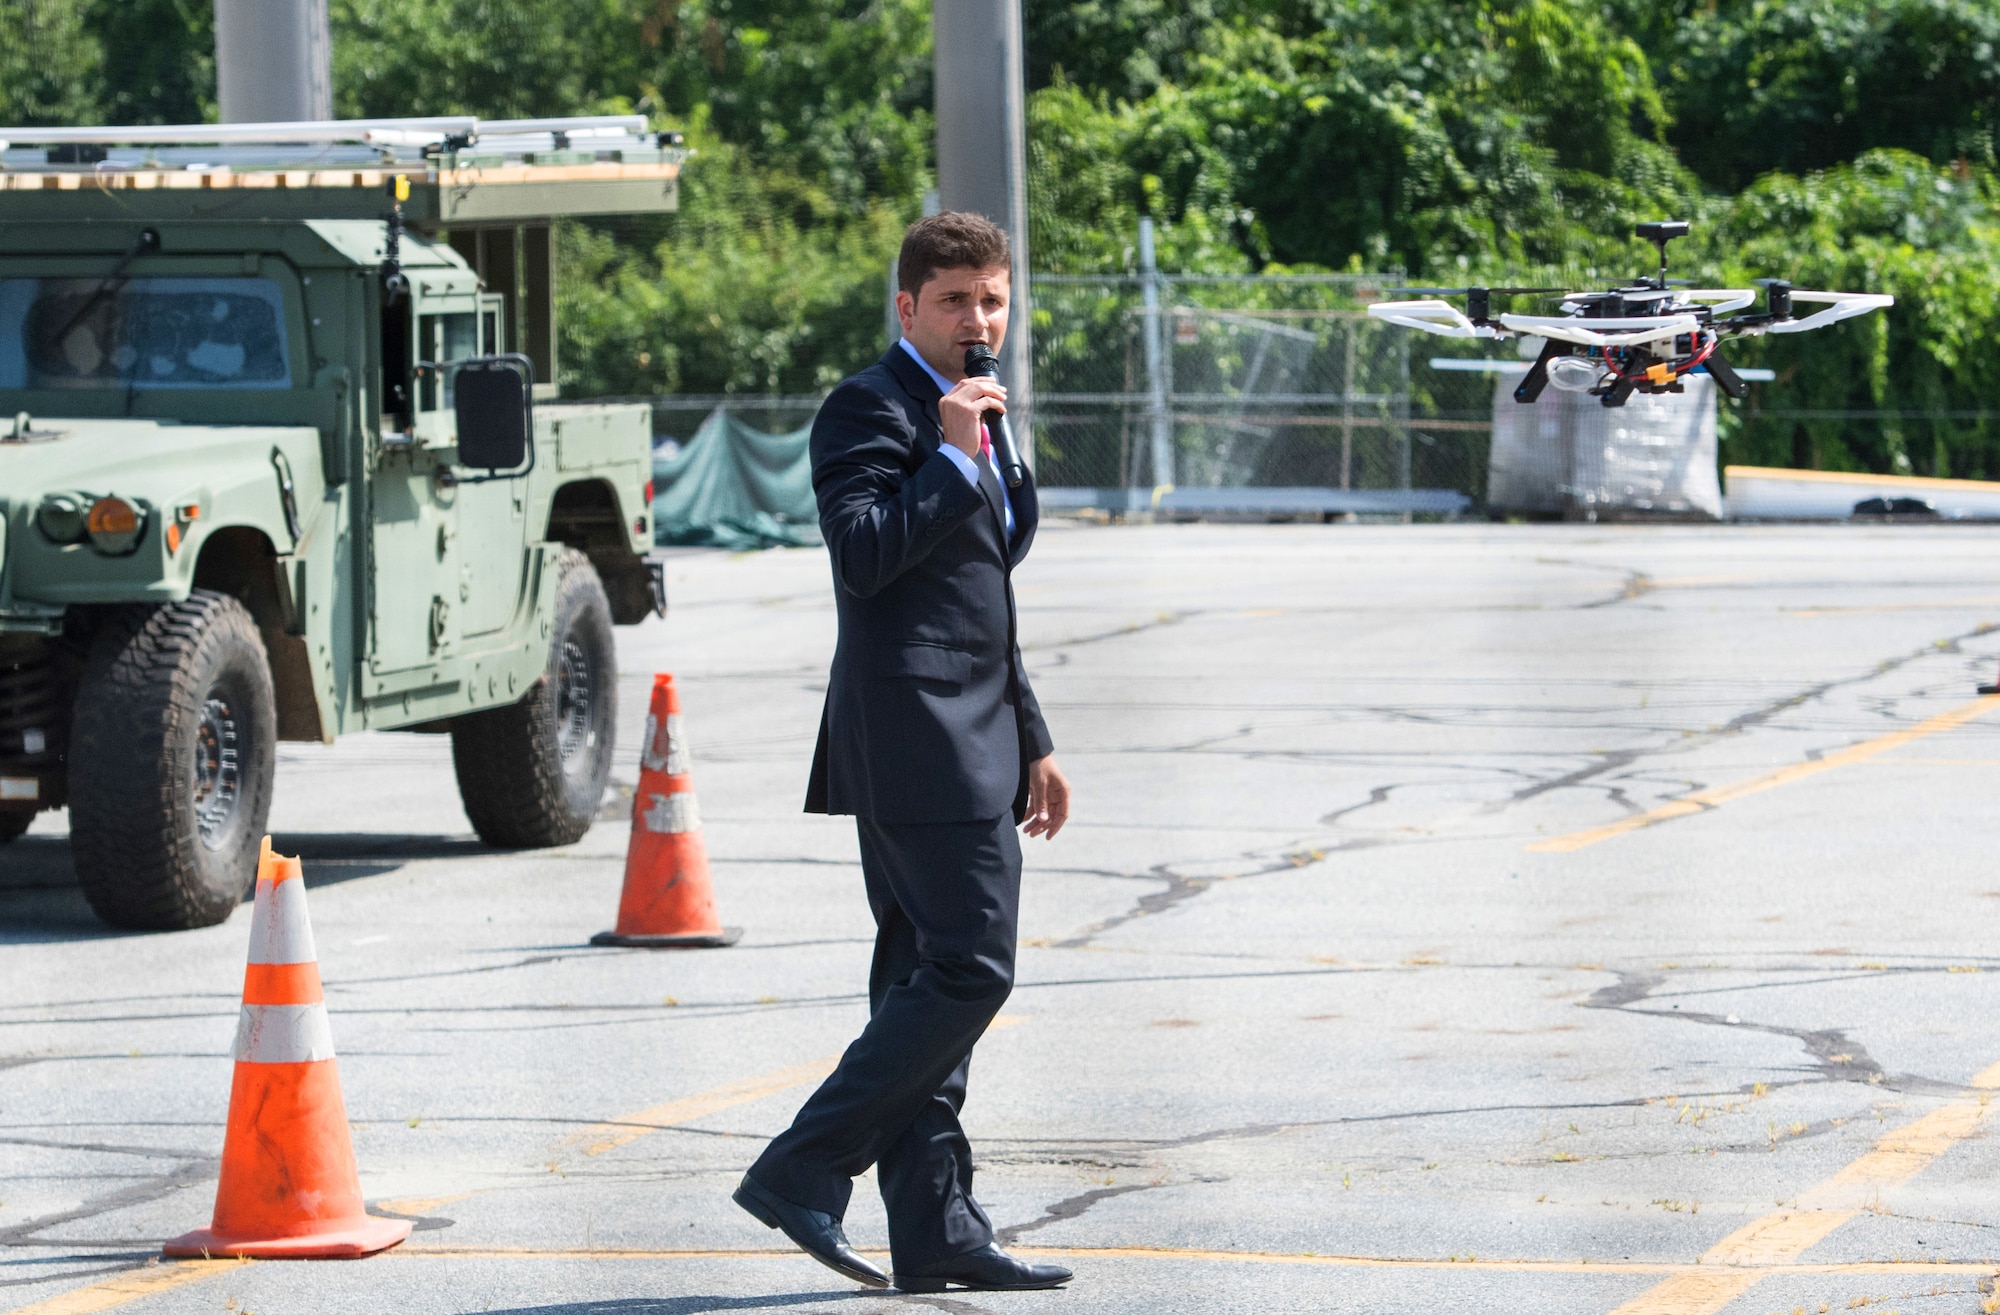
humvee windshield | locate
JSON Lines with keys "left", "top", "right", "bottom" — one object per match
{"left": 0, "top": 277, "right": 291, "bottom": 391}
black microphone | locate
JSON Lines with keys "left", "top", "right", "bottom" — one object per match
{"left": 962, "top": 344, "right": 1025, "bottom": 488}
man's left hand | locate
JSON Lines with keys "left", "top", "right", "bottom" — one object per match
{"left": 1023, "top": 755, "right": 1069, "bottom": 840}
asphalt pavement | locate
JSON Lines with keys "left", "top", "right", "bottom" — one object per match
{"left": 8, "top": 522, "right": 2000, "bottom": 1315}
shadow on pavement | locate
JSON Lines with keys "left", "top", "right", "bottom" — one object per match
{"left": 0, "top": 837, "right": 108, "bottom": 944}
{"left": 470, "top": 1296, "right": 875, "bottom": 1315}
{"left": 275, "top": 832, "right": 494, "bottom": 889}
{"left": 0, "top": 832, "right": 495, "bottom": 942}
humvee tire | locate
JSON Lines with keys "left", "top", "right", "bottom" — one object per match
{"left": 69, "top": 592, "right": 277, "bottom": 930}
{"left": 0, "top": 812, "right": 30, "bottom": 843}
{"left": 451, "top": 549, "right": 617, "bottom": 848}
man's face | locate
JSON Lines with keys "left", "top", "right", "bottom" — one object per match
{"left": 897, "top": 264, "right": 1010, "bottom": 383}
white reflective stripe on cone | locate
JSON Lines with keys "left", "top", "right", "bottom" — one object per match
{"left": 233, "top": 1002, "right": 337, "bottom": 1064}
{"left": 640, "top": 713, "right": 691, "bottom": 777}
{"left": 246, "top": 874, "right": 318, "bottom": 965}
{"left": 642, "top": 792, "right": 699, "bottom": 834}
{"left": 663, "top": 713, "right": 689, "bottom": 776}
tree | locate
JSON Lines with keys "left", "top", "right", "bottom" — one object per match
{"left": 0, "top": 0, "right": 102, "bottom": 127}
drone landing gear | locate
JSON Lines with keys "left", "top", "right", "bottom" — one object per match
{"left": 1702, "top": 349, "right": 1751, "bottom": 400}
{"left": 1514, "top": 338, "right": 1571, "bottom": 404}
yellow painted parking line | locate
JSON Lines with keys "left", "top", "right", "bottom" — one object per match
{"left": 1859, "top": 756, "right": 2000, "bottom": 766}
{"left": 373, "top": 1188, "right": 483, "bottom": 1217}
{"left": 1528, "top": 695, "right": 2000, "bottom": 853}
{"left": 573, "top": 1055, "right": 842, "bottom": 1157}
{"left": 574, "top": 1015, "right": 1029, "bottom": 1157}
{"left": 386, "top": 1244, "right": 2000, "bottom": 1277}
{"left": 1785, "top": 597, "right": 2000, "bottom": 617}
{"left": 385, "top": 1020, "right": 1037, "bottom": 1221}
{"left": 1602, "top": 1060, "right": 2000, "bottom": 1315}
{"left": 10, "top": 1259, "right": 236, "bottom": 1315}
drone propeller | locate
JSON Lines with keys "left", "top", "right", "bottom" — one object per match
{"left": 1388, "top": 286, "right": 1562, "bottom": 296}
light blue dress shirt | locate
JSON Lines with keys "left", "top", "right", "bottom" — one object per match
{"left": 899, "top": 338, "right": 1015, "bottom": 540}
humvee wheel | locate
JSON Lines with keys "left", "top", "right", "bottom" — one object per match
{"left": 451, "top": 549, "right": 617, "bottom": 848}
{"left": 69, "top": 591, "right": 277, "bottom": 930}
{"left": 0, "top": 811, "right": 31, "bottom": 843}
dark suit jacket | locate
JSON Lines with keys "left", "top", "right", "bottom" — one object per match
{"left": 804, "top": 345, "right": 1054, "bottom": 824}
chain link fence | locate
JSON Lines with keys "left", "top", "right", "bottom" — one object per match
{"left": 618, "top": 272, "right": 1512, "bottom": 520}
{"left": 1032, "top": 271, "right": 1490, "bottom": 516}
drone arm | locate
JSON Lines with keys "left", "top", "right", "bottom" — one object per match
{"left": 1497, "top": 312, "right": 1700, "bottom": 349}
{"left": 1366, "top": 299, "right": 1500, "bottom": 340}
{"left": 1764, "top": 290, "right": 1895, "bottom": 335}
{"left": 1681, "top": 289, "right": 1757, "bottom": 314}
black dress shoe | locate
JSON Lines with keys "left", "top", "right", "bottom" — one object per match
{"left": 895, "top": 1243, "right": 1073, "bottom": 1292}
{"left": 732, "top": 1174, "right": 888, "bottom": 1288}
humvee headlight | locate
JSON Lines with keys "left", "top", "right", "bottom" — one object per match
{"left": 35, "top": 493, "right": 88, "bottom": 543}
{"left": 85, "top": 496, "right": 146, "bottom": 555}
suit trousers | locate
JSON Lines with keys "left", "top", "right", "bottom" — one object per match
{"left": 748, "top": 812, "right": 1021, "bottom": 1270}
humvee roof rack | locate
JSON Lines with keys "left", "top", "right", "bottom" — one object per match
{"left": 0, "top": 114, "right": 683, "bottom": 225}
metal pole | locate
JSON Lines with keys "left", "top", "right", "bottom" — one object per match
{"left": 886, "top": 258, "right": 901, "bottom": 351}
{"left": 1139, "top": 217, "right": 1172, "bottom": 489}
{"left": 214, "top": 0, "right": 333, "bottom": 123}
{"left": 1340, "top": 324, "right": 1355, "bottom": 491}
{"left": 1397, "top": 321, "right": 1413, "bottom": 521}
{"left": 933, "top": 0, "right": 1034, "bottom": 466}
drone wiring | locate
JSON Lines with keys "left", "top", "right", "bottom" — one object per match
{"left": 1600, "top": 330, "right": 1718, "bottom": 386}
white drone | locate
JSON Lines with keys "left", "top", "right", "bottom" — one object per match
{"left": 1366, "top": 221, "right": 1894, "bottom": 407}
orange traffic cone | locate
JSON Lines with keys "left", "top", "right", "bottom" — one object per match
{"left": 164, "top": 839, "right": 411, "bottom": 1260}
{"left": 591, "top": 674, "right": 742, "bottom": 948}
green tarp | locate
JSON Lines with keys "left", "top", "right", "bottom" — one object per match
{"left": 651, "top": 408, "right": 821, "bottom": 550}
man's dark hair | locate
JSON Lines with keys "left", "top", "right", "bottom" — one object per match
{"left": 898, "top": 211, "right": 1011, "bottom": 301}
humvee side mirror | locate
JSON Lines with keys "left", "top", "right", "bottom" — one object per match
{"left": 454, "top": 355, "right": 534, "bottom": 476}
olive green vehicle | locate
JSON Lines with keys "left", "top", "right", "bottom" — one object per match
{"left": 0, "top": 116, "right": 684, "bottom": 929}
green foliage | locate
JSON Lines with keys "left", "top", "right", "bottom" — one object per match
{"left": 0, "top": 0, "right": 103, "bottom": 126}
{"left": 89, "top": 0, "right": 213, "bottom": 124}
{"left": 1025, "top": 0, "right": 1703, "bottom": 279}
{"left": 1023, "top": 0, "right": 2000, "bottom": 478}
{"left": 17, "top": 0, "right": 1996, "bottom": 475}
{"left": 320, "top": 0, "right": 934, "bottom": 396}
{"left": 560, "top": 113, "right": 909, "bottom": 395}
{"left": 330, "top": 0, "right": 640, "bottom": 121}
{"left": 1654, "top": 0, "right": 2000, "bottom": 191}
{"left": 1706, "top": 149, "right": 2000, "bottom": 476}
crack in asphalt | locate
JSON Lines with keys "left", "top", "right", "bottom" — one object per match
{"left": 0, "top": 1259, "right": 156, "bottom": 1290}
{"left": 1045, "top": 618, "right": 2000, "bottom": 953}
{"left": 0, "top": 1156, "right": 213, "bottom": 1247}
{"left": 1317, "top": 785, "right": 1399, "bottom": 828}
{"left": 1528, "top": 556, "right": 1659, "bottom": 610}
{"left": 1581, "top": 568, "right": 1654, "bottom": 609}
{"left": 1582, "top": 970, "right": 1963, "bottom": 1096}
{"left": 1022, "top": 610, "right": 1191, "bottom": 654}
{"left": 1050, "top": 847, "right": 1367, "bottom": 949}
{"left": 994, "top": 1180, "right": 1175, "bottom": 1246}
{"left": 1493, "top": 621, "right": 1995, "bottom": 811}
{"left": 0, "top": 1134, "right": 208, "bottom": 1160}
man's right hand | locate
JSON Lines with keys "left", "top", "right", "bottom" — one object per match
{"left": 939, "top": 376, "right": 1007, "bottom": 458}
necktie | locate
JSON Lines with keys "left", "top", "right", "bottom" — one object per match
{"left": 979, "top": 422, "right": 992, "bottom": 462}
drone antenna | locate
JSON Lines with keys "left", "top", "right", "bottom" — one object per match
{"left": 1633, "top": 220, "right": 1690, "bottom": 290}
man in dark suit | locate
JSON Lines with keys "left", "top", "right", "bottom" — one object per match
{"left": 732, "top": 212, "right": 1073, "bottom": 1294}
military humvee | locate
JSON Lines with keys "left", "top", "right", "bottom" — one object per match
{"left": 0, "top": 115, "right": 680, "bottom": 930}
